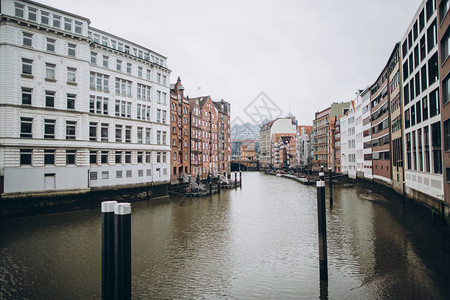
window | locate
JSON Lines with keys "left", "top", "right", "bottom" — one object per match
{"left": 90, "top": 96, "right": 108, "bottom": 115}
{"left": 20, "top": 118, "right": 33, "bottom": 138}
{"left": 137, "top": 127, "right": 143, "bottom": 143}
{"left": 416, "top": 101, "right": 422, "bottom": 124}
{"left": 44, "top": 119, "right": 55, "bottom": 139}
{"left": 405, "top": 109, "right": 410, "bottom": 129}
{"left": 127, "top": 63, "right": 132, "bottom": 74}
{"left": 90, "top": 151, "right": 98, "bottom": 164}
{"left": 162, "top": 92, "right": 167, "bottom": 104}
{"left": 90, "top": 72, "right": 109, "bottom": 92}
{"left": 22, "top": 88, "right": 32, "bottom": 105}
{"left": 103, "top": 56, "right": 109, "bottom": 68}
{"left": 146, "top": 152, "right": 151, "bottom": 163}
{"left": 146, "top": 69, "right": 151, "bottom": 80}
{"left": 440, "top": 0, "right": 450, "bottom": 22}
{"left": 53, "top": 15, "right": 61, "bottom": 28}
{"left": 157, "top": 109, "right": 161, "bottom": 122}
{"left": 419, "top": 9, "right": 425, "bottom": 31}
{"left": 67, "top": 67, "right": 76, "bottom": 83}
{"left": 115, "top": 125, "right": 123, "bottom": 142}
{"left": 64, "top": 18, "right": 72, "bottom": 31}
{"left": 101, "top": 123, "right": 108, "bottom": 141}
{"left": 45, "top": 91, "right": 55, "bottom": 107}
{"left": 411, "top": 105, "right": 416, "bottom": 126}
{"left": 66, "top": 121, "right": 76, "bottom": 140}
{"left": 421, "top": 65, "right": 428, "bottom": 92}
{"left": 23, "top": 32, "right": 32, "bottom": 47}
{"left": 162, "top": 131, "right": 166, "bottom": 145}
{"left": 145, "top": 128, "right": 151, "bottom": 144}
{"left": 116, "top": 60, "right": 122, "bottom": 71}
{"left": 162, "top": 75, "right": 167, "bottom": 85}
{"left": 116, "top": 170, "right": 123, "bottom": 178}
{"left": 427, "top": 0, "right": 436, "bottom": 21}
{"left": 45, "top": 63, "right": 56, "bottom": 81}
{"left": 67, "top": 94, "right": 75, "bottom": 109}
{"left": 406, "top": 133, "right": 412, "bottom": 169}
{"left": 46, "top": 38, "right": 55, "bottom": 52}
{"left": 89, "top": 122, "right": 97, "bottom": 141}
{"left": 115, "top": 78, "right": 132, "bottom": 96}
{"left": 157, "top": 130, "right": 161, "bottom": 144}
{"left": 423, "top": 96, "right": 429, "bottom": 121}
{"left": 427, "top": 19, "right": 437, "bottom": 53}
{"left": 138, "top": 67, "right": 142, "bottom": 78}
{"left": 41, "top": 11, "right": 49, "bottom": 25}
{"left": 66, "top": 150, "right": 76, "bottom": 165}
{"left": 75, "top": 21, "right": 82, "bottom": 34}
{"left": 429, "top": 88, "right": 440, "bottom": 117}
{"left": 157, "top": 151, "right": 161, "bottom": 163}
{"left": 91, "top": 52, "right": 97, "bottom": 65}
{"left": 444, "top": 119, "right": 450, "bottom": 151}
{"left": 126, "top": 170, "right": 132, "bottom": 178}
{"left": 157, "top": 73, "right": 161, "bottom": 83}
{"left": 44, "top": 150, "right": 55, "bottom": 165}
{"left": 137, "top": 84, "right": 151, "bottom": 100}
{"left": 114, "top": 100, "right": 131, "bottom": 118}
{"left": 20, "top": 149, "right": 32, "bottom": 165}
{"left": 15, "top": 3, "right": 24, "bottom": 18}
{"left": 157, "top": 91, "right": 161, "bottom": 103}
{"left": 90, "top": 172, "right": 98, "bottom": 180}
{"left": 404, "top": 84, "right": 409, "bottom": 105}
{"left": 68, "top": 44, "right": 76, "bottom": 57}
{"left": 432, "top": 122, "right": 442, "bottom": 174}
{"left": 28, "top": 7, "right": 38, "bottom": 21}
{"left": 125, "top": 126, "right": 131, "bottom": 143}
{"left": 425, "top": 126, "right": 430, "bottom": 172}
{"left": 125, "top": 151, "right": 131, "bottom": 163}
{"left": 115, "top": 151, "right": 122, "bottom": 164}
{"left": 101, "top": 151, "right": 108, "bottom": 164}
{"left": 428, "top": 52, "right": 439, "bottom": 85}
{"left": 137, "top": 152, "right": 143, "bottom": 163}
{"left": 22, "top": 58, "right": 32, "bottom": 75}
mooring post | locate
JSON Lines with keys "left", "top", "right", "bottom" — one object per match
{"left": 102, "top": 201, "right": 117, "bottom": 300}
{"left": 328, "top": 167, "right": 333, "bottom": 207}
{"left": 317, "top": 180, "right": 328, "bottom": 280}
{"left": 319, "top": 166, "right": 325, "bottom": 182}
{"left": 114, "top": 203, "right": 131, "bottom": 300}
{"left": 209, "top": 174, "right": 212, "bottom": 195}
{"left": 239, "top": 171, "right": 242, "bottom": 188}
{"left": 235, "top": 172, "right": 237, "bottom": 189}
{"left": 217, "top": 180, "right": 221, "bottom": 194}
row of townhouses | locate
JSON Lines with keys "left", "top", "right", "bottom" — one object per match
{"left": 313, "top": 0, "right": 449, "bottom": 206}
{"left": 0, "top": 0, "right": 231, "bottom": 197}
{"left": 259, "top": 116, "right": 312, "bottom": 170}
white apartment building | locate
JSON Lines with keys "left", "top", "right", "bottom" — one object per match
{"left": 360, "top": 88, "right": 373, "bottom": 179}
{"left": 296, "top": 126, "right": 312, "bottom": 168}
{"left": 0, "top": 0, "right": 171, "bottom": 195}
{"left": 401, "top": 0, "right": 444, "bottom": 201}
{"left": 341, "top": 101, "right": 357, "bottom": 178}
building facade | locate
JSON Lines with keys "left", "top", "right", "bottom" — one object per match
{"left": 170, "top": 77, "right": 190, "bottom": 182}
{"left": 296, "top": 125, "right": 313, "bottom": 168}
{"left": 259, "top": 117, "right": 297, "bottom": 169}
{"left": 0, "top": 0, "right": 171, "bottom": 195}
{"left": 401, "top": 0, "right": 444, "bottom": 202}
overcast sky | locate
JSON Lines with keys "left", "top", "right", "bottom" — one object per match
{"left": 40, "top": 0, "right": 422, "bottom": 125}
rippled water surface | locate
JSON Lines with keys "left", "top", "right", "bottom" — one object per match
{"left": 1, "top": 172, "right": 450, "bottom": 299}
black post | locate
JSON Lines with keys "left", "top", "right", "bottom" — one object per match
{"left": 235, "top": 172, "right": 237, "bottom": 189}
{"left": 209, "top": 174, "right": 212, "bottom": 195}
{"left": 317, "top": 180, "right": 328, "bottom": 280}
{"left": 328, "top": 168, "right": 333, "bottom": 207}
{"left": 114, "top": 203, "right": 131, "bottom": 300}
{"left": 239, "top": 171, "right": 242, "bottom": 187}
{"left": 217, "top": 180, "right": 221, "bottom": 194}
{"left": 102, "top": 201, "right": 117, "bottom": 300}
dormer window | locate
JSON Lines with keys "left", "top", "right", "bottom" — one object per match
{"left": 15, "top": 3, "right": 24, "bottom": 18}
{"left": 75, "top": 21, "right": 82, "bottom": 34}
{"left": 53, "top": 15, "right": 61, "bottom": 27}
{"left": 41, "top": 11, "right": 50, "bottom": 25}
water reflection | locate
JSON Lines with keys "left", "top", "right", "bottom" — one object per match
{"left": 1, "top": 172, "right": 450, "bottom": 299}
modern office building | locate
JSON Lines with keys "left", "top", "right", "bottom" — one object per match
{"left": 401, "top": 0, "right": 444, "bottom": 202}
{"left": 0, "top": 0, "right": 171, "bottom": 195}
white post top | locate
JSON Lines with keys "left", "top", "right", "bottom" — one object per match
{"left": 115, "top": 203, "right": 131, "bottom": 215}
{"left": 101, "top": 201, "right": 118, "bottom": 213}
{"left": 319, "top": 172, "right": 324, "bottom": 177}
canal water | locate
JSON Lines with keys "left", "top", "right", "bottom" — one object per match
{"left": 1, "top": 172, "right": 450, "bottom": 299}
